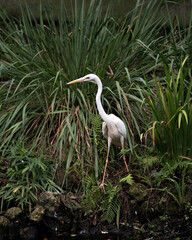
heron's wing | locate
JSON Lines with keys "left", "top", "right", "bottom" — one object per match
{"left": 114, "top": 117, "right": 127, "bottom": 139}
{"left": 102, "top": 122, "right": 108, "bottom": 139}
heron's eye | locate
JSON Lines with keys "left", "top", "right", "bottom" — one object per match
{"left": 86, "top": 77, "right": 90, "bottom": 80}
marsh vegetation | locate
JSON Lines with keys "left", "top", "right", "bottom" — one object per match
{"left": 0, "top": 0, "right": 192, "bottom": 238}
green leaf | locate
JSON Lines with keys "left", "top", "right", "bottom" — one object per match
{"left": 120, "top": 174, "right": 133, "bottom": 185}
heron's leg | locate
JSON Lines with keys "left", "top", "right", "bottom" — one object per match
{"left": 100, "top": 138, "right": 111, "bottom": 187}
{"left": 123, "top": 155, "right": 129, "bottom": 173}
{"left": 121, "top": 137, "right": 129, "bottom": 173}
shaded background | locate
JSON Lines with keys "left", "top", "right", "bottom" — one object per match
{"left": 0, "top": 0, "right": 191, "bottom": 23}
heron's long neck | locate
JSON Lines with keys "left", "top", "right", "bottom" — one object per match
{"left": 95, "top": 78, "right": 108, "bottom": 122}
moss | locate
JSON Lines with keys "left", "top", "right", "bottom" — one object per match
{"left": 29, "top": 206, "right": 45, "bottom": 222}
{"left": 0, "top": 216, "right": 10, "bottom": 227}
{"left": 5, "top": 207, "right": 22, "bottom": 220}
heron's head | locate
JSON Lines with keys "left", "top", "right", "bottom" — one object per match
{"left": 67, "top": 74, "right": 98, "bottom": 85}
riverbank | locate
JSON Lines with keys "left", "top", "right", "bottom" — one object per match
{"left": 0, "top": 191, "right": 192, "bottom": 240}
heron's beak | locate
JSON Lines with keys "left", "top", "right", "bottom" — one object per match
{"left": 67, "top": 78, "right": 85, "bottom": 85}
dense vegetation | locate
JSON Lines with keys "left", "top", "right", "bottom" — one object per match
{"left": 0, "top": 0, "right": 192, "bottom": 228}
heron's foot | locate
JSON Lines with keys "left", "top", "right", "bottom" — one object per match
{"left": 99, "top": 181, "right": 106, "bottom": 187}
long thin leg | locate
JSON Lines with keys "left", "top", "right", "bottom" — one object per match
{"left": 123, "top": 155, "right": 129, "bottom": 173}
{"left": 121, "top": 137, "right": 129, "bottom": 173}
{"left": 100, "top": 138, "right": 111, "bottom": 187}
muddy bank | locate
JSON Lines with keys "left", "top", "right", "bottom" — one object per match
{"left": 0, "top": 191, "right": 192, "bottom": 240}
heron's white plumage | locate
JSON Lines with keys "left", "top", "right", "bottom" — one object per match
{"left": 102, "top": 114, "right": 126, "bottom": 147}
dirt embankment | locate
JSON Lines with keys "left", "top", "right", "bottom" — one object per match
{"left": 0, "top": 191, "right": 192, "bottom": 240}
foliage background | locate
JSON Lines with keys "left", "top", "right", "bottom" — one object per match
{"left": 0, "top": 0, "right": 192, "bottom": 225}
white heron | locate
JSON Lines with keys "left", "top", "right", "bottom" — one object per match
{"left": 67, "top": 74, "right": 129, "bottom": 186}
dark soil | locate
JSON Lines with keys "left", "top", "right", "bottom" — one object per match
{"left": 0, "top": 191, "right": 192, "bottom": 240}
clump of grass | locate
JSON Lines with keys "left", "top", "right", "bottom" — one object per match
{"left": 144, "top": 56, "right": 192, "bottom": 161}
{"left": 0, "top": 0, "right": 164, "bottom": 189}
{"left": 0, "top": 0, "right": 192, "bottom": 214}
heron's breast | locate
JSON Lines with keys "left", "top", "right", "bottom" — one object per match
{"left": 106, "top": 124, "right": 122, "bottom": 141}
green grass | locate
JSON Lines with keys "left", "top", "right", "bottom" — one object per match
{"left": 0, "top": 0, "right": 192, "bottom": 214}
{"left": 0, "top": 142, "right": 62, "bottom": 210}
{"left": 144, "top": 56, "right": 192, "bottom": 160}
{"left": 0, "top": 0, "right": 162, "bottom": 176}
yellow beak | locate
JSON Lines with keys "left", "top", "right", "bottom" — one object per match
{"left": 67, "top": 78, "right": 85, "bottom": 85}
